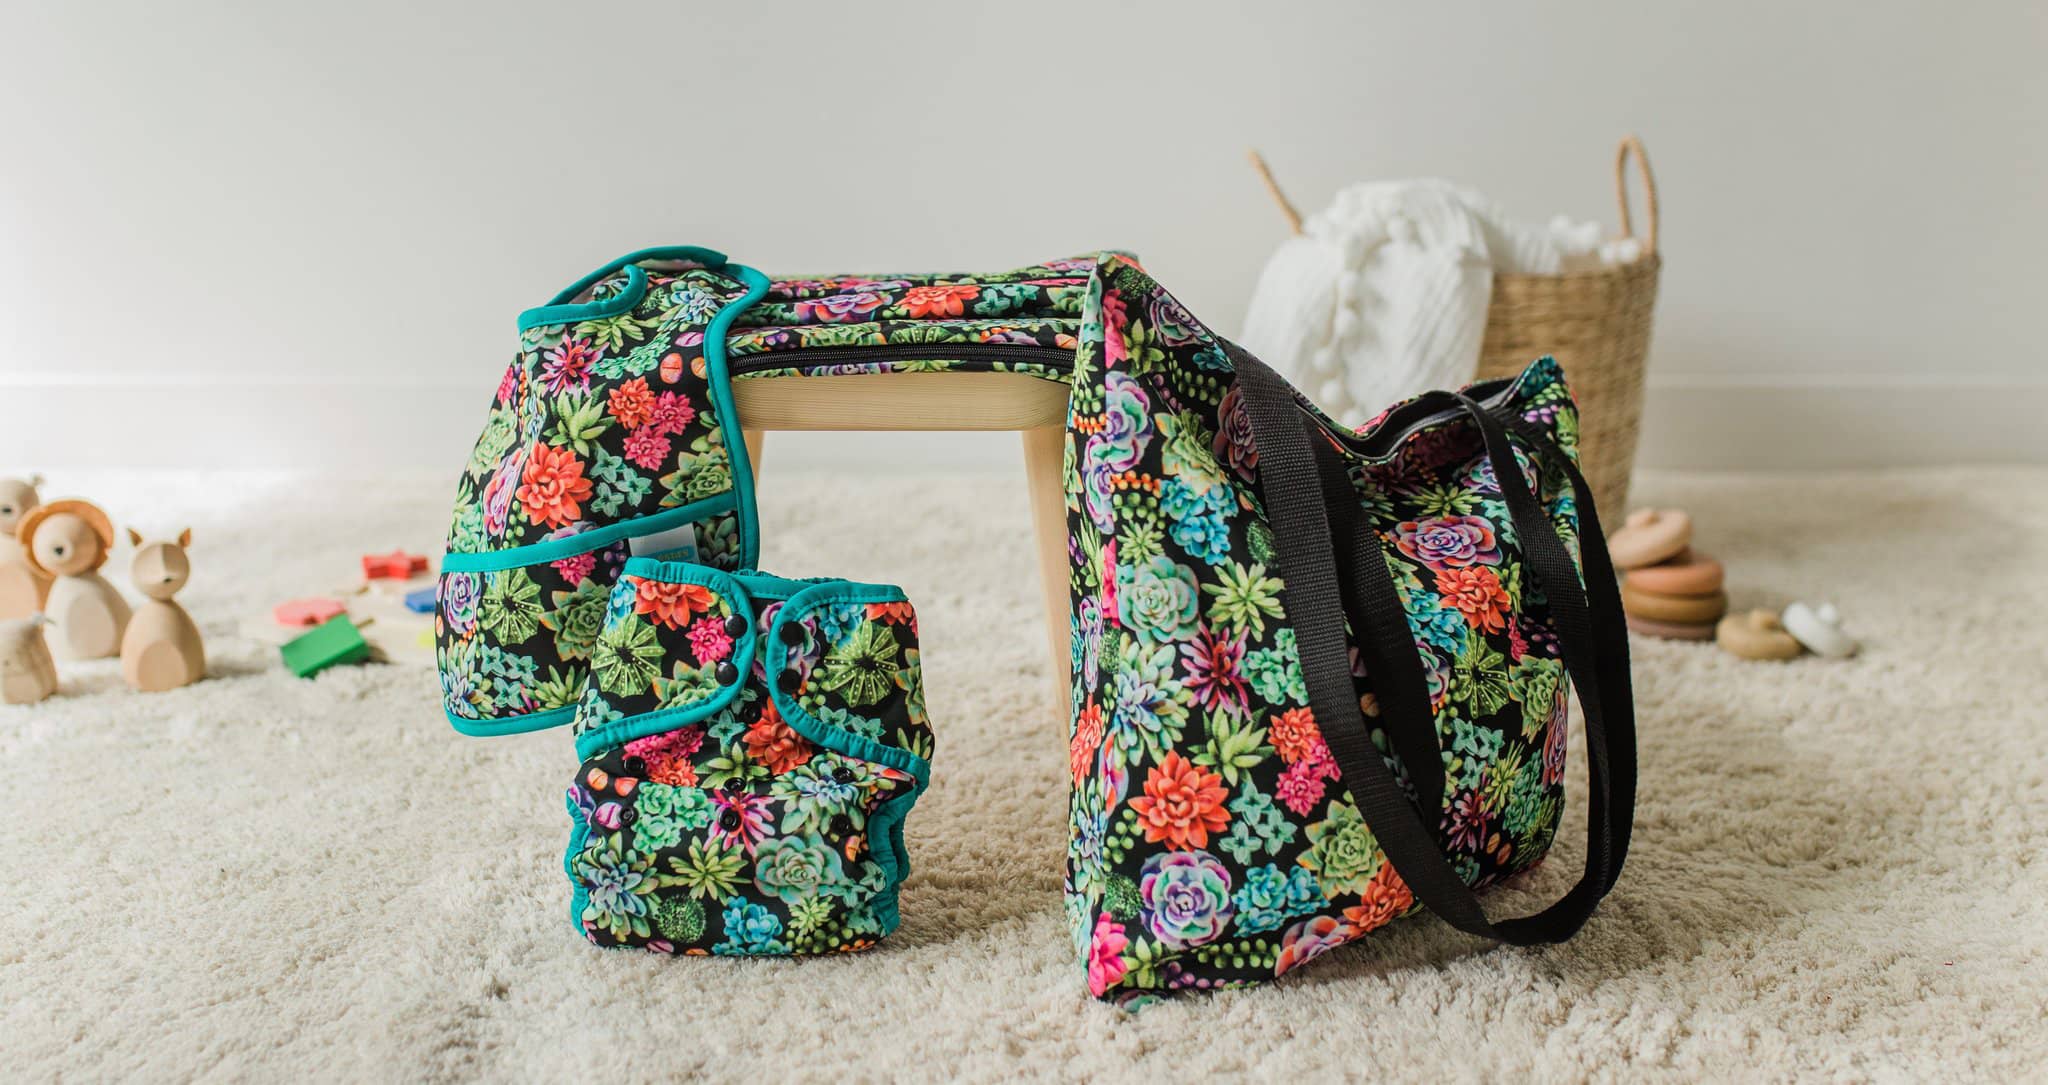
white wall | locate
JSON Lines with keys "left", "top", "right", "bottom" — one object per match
{"left": 3, "top": 1, "right": 2043, "bottom": 473}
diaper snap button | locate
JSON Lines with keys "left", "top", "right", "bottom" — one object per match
{"left": 777, "top": 669, "right": 801, "bottom": 694}
{"left": 722, "top": 778, "right": 747, "bottom": 795}
{"left": 620, "top": 808, "right": 638, "bottom": 826}
{"left": 830, "top": 815, "right": 853, "bottom": 837}
{"left": 715, "top": 662, "right": 739, "bottom": 686}
{"left": 779, "top": 622, "right": 805, "bottom": 646}
{"left": 719, "top": 808, "right": 741, "bottom": 831}
{"left": 622, "top": 756, "right": 647, "bottom": 776}
{"left": 723, "top": 614, "right": 748, "bottom": 638}
{"left": 831, "top": 766, "right": 856, "bottom": 784}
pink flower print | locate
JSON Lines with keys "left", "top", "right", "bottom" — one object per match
{"left": 1100, "top": 290, "right": 1130, "bottom": 365}
{"left": 707, "top": 791, "right": 772, "bottom": 855}
{"left": 1392, "top": 515, "right": 1502, "bottom": 570}
{"left": 686, "top": 616, "right": 734, "bottom": 663}
{"left": 622, "top": 425, "right": 672, "bottom": 470}
{"left": 648, "top": 391, "right": 697, "bottom": 437}
{"left": 792, "top": 292, "right": 889, "bottom": 323}
{"left": 539, "top": 337, "right": 601, "bottom": 395}
{"left": 1179, "top": 626, "right": 1249, "bottom": 717}
{"left": 1099, "top": 540, "right": 1119, "bottom": 625}
{"left": 1087, "top": 913, "right": 1129, "bottom": 997}
{"left": 495, "top": 362, "right": 521, "bottom": 405}
{"left": 1275, "top": 756, "right": 1333, "bottom": 816}
{"left": 552, "top": 552, "right": 597, "bottom": 586}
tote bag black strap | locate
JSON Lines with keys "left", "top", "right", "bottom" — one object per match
{"left": 1226, "top": 341, "right": 1635, "bottom": 945}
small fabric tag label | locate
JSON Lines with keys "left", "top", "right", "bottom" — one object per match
{"left": 629, "top": 522, "right": 700, "bottom": 562}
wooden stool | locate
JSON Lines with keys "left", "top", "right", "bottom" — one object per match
{"left": 733, "top": 372, "right": 1074, "bottom": 695}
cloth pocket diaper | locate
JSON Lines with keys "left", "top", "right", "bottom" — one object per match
{"left": 564, "top": 557, "right": 933, "bottom": 955}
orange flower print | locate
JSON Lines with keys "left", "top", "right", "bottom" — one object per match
{"left": 865, "top": 601, "right": 916, "bottom": 629}
{"left": 608, "top": 376, "right": 655, "bottom": 429}
{"left": 633, "top": 578, "right": 716, "bottom": 629}
{"left": 1269, "top": 707, "right": 1325, "bottom": 765}
{"left": 1435, "top": 566, "right": 1511, "bottom": 633}
{"left": 743, "top": 703, "right": 813, "bottom": 775}
{"left": 901, "top": 283, "right": 980, "bottom": 318}
{"left": 1070, "top": 698, "right": 1104, "bottom": 786}
{"left": 1341, "top": 861, "right": 1414, "bottom": 932}
{"left": 515, "top": 443, "right": 593, "bottom": 529}
{"left": 1130, "top": 751, "right": 1230, "bottom": 850}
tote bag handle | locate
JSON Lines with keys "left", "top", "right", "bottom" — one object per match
{"left": 1228, "top": 341, "right": 1637, "bottom": 945}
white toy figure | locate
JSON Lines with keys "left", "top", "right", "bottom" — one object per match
{"left": 0, "top": 614, "right": 59, "bottom": 705}
{"left": 17, "top": 498, "right": 130, "bottom": 660}
{"left": 120, "top": 528, "right": 205, "bottom": 691}
{"left": 0, "top": 476, "right": 52, "bottom": 620}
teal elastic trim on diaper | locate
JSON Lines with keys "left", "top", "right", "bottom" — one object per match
{"left": 441, "top": 492, "right": 737, "bottom": 574}
{"left": 571, "top": 561, "right": 759, "bottom": 762}
{"left": 445, "top": 702, "right": 578, "bottom": 737}
{"left": 702, "top": 262, "right": 773, "bottom": 572}
{"left": 564, "top": 791, "right": 592, "bottom": 938}
{"left": 516, "top": 264, "right": 649, "bottom": 332}
{"left": 866, "top": 784, "right": 925, "bottom": 887}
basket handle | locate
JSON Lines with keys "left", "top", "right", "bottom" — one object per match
{"left": 1614, "top": 135, "right": 1659, "bottom": 255}
{"left": 1247, "top": 149, "right": 1306, "bottom": 236}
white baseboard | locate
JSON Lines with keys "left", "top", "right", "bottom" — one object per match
{"left": 1, "top": 375, "right": 2039, "bottom": 473}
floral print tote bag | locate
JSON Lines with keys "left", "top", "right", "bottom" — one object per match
{"left": 1057, "top": 256, "right": 1636, "bottom": 1001}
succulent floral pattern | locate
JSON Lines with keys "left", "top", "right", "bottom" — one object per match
{"left": 565, "top": 562, "right": 932, "bottom": 955}
{"left": 441, "top": 247, "right": 1587, "bottom": 997}
{"left": 1058, "top": 256, "right": 1582, "bottom": 1001}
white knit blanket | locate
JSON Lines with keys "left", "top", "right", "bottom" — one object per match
{"left": 1240, "top": 179, "right": 1638, "bottom": 426}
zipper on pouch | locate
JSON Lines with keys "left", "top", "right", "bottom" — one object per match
{"left": 725, "top": 343, "right": 1076, "bottom": 378}
{"left": 725, "top": 341, "right": 1519, "bottom": 459}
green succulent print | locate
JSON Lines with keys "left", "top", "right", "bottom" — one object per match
{"left": 563, "top": 562, "right": 934, "bottom": 957}
{"left": 813, "top": 620, "right": 903, "bottom": 708}
{"left": 592, "top": 616, "right": 664, "bottom": 696}
{"left": 479, "top": 568, "right": 543, "bottom": 644}
{"left": 574, "top": 831, "right": 666, "bottom": 941}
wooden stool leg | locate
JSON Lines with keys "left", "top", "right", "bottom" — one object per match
{"left": 1020, "top": 426, "right": 1072, "bottom": 704}
{"left": 742, "top": 429, "right": 766, "bottom": 479}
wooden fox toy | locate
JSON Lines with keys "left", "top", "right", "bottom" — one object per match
{"left": 0, "top": 476, "right": 52, "bottom": 620}
{"left": 121, "top": 528, "right": 205, "bottom": 691}
{"left": 18, "top": 498, "right": 130, "bottom": 660}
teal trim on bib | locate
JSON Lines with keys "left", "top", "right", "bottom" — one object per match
{"left": 546, "top": 245, "right": 729, "bottom": 306}
{"left": 703, "top": 262, "right": 773, "bottom": 571}
{"left": 516, "top": 264, "right": 649, "bottom": 332}
{"left": 440, "top": 492, "right": 738, "bottom": 574}
{"left": 444, "top": 702, "right": 579, "bottom": 738}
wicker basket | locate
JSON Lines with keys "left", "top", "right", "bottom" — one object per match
{"left": 1472, "top": 136, "right": 1661, "bottom": 519}
{"left": 1249, "top": 136, "right": 1663, "bottom": 519}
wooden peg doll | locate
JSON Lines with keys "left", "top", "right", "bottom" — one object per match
{"left": 0, "top": 614, "right": 59, "bottom": 705}
{"left": 0, "top": 476, "right": 52, "bottom": 620}
{"left": 120, "top": 528, "right": 206, "bottom": 691}
{"left": 18, "top": 499, "right": 130, "bottom": 660}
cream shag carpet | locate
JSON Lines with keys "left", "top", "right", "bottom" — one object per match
{"left": 3, "top": 468, "right": 2045, "bottom": 1082}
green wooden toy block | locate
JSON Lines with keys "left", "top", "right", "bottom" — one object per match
{"left": 280, "top": 615, "right": 371, "bottom": 677}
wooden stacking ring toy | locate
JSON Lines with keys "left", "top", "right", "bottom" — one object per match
{"left": 1607, "top": 508, "right": 1693, "bottom": 570}
{"left": 1625, "top": 614, "right": 1716, "bottom": 642}
{"left": 1620, "top": 583, "right": 1727, "bottom": 625}
{"left": 1715, "top": 608, "right": 1805, "bottom": 661}
{"left": 1623, "top": 549, "right": 1724, "bottom": 597}
{"left": 1781, "top": 601, "right": 1859, "bottom": 658}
